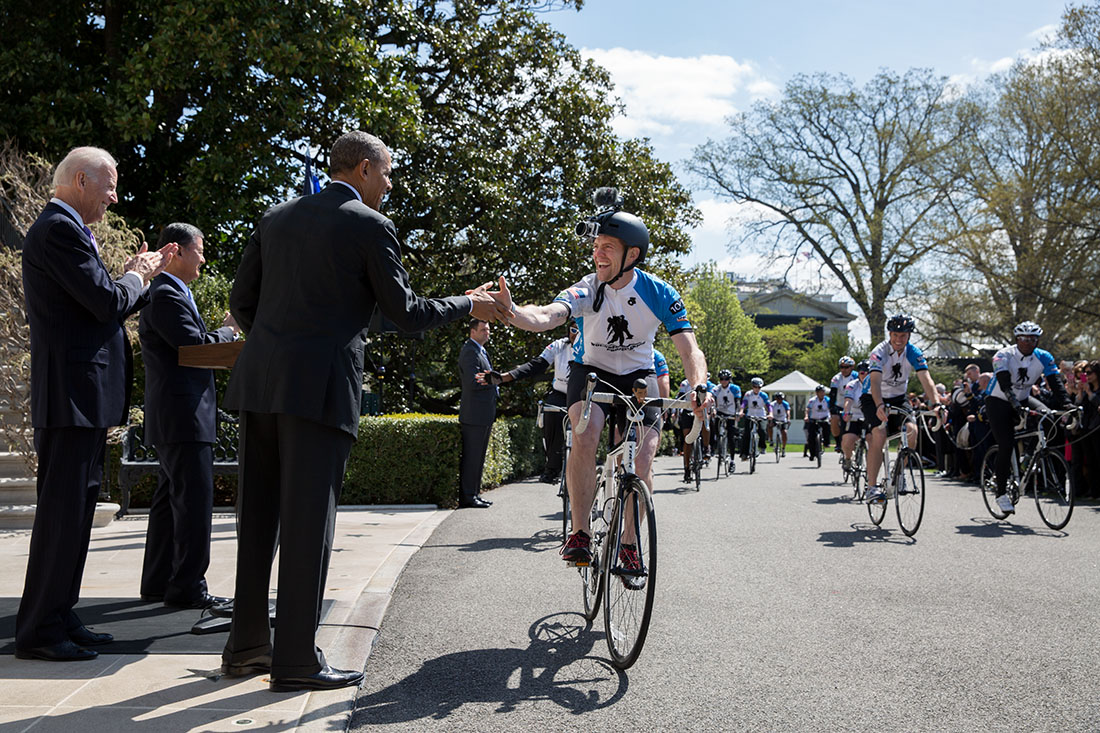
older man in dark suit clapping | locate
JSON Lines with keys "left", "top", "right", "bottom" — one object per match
{"left": 17, "top": 147, "right": 177, "bottom": 662}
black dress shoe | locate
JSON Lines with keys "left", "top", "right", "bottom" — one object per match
{"left": 475, "top": 494, "right": 493, "bottom": 505}
{"left": 165, "top": 593, "right": 231, "bottom": 610}
{"left": 69, "top": 626, "right": 113, "bottom": 646}
{"left": 270, "top": 665, "right": 364, "bottom": 692}
{"left": 15, "top": 640, "right": 98, "bottom": 662}
{"left": 222, "top": 653, "right": 272, "bottom": 677}
{"left": 458, "top": 497, "right": 491, "bottom": 508}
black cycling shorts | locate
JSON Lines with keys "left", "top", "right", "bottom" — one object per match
{"left": 566, "top": 365, "right": 662, "bottom": 432}
{"left": 861, "top": 393, "right": 907, "bottom": 433}
{"left": 842, "top": 419, "right": 865, "bottom": 436}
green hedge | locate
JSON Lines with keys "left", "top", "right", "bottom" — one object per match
{"left": 107, "top": 412, "right": 684, "bottom": 509}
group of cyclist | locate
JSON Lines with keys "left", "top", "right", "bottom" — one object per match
{"left": 482, "top": 191, "right": 1078, "bottom": 574}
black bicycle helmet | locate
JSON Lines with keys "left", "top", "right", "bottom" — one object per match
{"left": 886, "top": 313, "right": 915, "bottom": 333}
{"left": 815, "top": 384, "right": 826, "bottom": 391}
{"left": 857, "top": 360, "right": 870, "bottom": 371}
{"left": 718, "top": 369, "right": 732, "bottom": 380}
{"left": 750, "top": 377, "right": 764, "bottom": 387}
{"left": 774, "top": 391, "right": 785, "bottom": 400}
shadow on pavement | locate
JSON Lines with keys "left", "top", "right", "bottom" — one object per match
{"left": 430, "top": 529, "right": 561, "bottom": 554}
{"left": 954, "top": 518, "right": 1065, "bottom": 539}
{"left": 813, "top": 495, "right": 857, "bottom": 505}
{"left": 817, "top": 523, "right": 914, "bottom": 547}
{"left": 353, "top": 613, "right": 627, "bottom": 724}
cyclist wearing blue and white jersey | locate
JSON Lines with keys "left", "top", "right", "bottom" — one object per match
{"left": 481, "top": 323, "right": 579, "bottom": 483}
{"left": 739, "top": 378, "right": 770, "bottom": 458}
{"left": 829, "top": 356, "right": 857, "bottom": 449}
{"left": 862, "top": 314, "right": 941, "bottom": 502}
{"left": 840, "top": 361, "right": 870, "bottom": 466}
{"left": 652, "top": 348, "right": 671, "bottom": 398}
{"left": 804, "top": 386, "right": 832, "bottom": 460}
{"left": 493, "top": 205, "right": 711, "bottom": 565}
{"left": 769, "top": 392, "right": 791, "bottom": 453}
{"left": 985, "top": 321, "right": 1069, "bottom": 515}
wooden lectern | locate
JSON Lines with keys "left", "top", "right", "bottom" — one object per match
{"left": 178, "top": 341, "right": 245, "bottom": 369}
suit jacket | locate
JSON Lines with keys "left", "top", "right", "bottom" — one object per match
{"left": 458, "top": 338, "right": 497, "bottom": 426}
{"left": 224, "top": 183, "right": 471, "bottom": 437}
{"left": 138, "top": 274, "right": 236, "bottom": 445}
{"left": 21, "top": 202, "right": 147, "bottom": 429}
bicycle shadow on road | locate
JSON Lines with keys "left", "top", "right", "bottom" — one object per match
{"left": 817, "top": 523, "right": 914, "bottom": 547}
{"left": 353, "top": 612, "right": 627, "bottom": 724}
{"left": 813, "top": 494, "right": 856, "bottom": 504}
{"left": 955, "top": 517, "right": 1065, "bottom": 539}
{"left": 430, "top": 528, "right": 561, "bottom": 554}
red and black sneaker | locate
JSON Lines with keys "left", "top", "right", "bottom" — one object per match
{"left": 560, "top": 530, "right": 591, "bottom": 565}
{"left": 617, "top": 543, "right": 646, "bottom": 590}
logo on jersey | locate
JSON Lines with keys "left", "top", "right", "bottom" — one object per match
{"left": 1016, "top": 367, "right": 1030, "bottom": 385}
{"left": 890, "top": 363, "right": 903, "bottom": 382}
{"left": 607, "top": 316, "right": 634, "bottom": 346}
{"left": 627, "top": 296, "right": 637, "bottom": 306}
{"left": 669, "top": 299, "right": 684, "bottom": 314}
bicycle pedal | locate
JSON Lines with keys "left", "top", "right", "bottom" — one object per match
{"left": 567, "top": 559, "right": 590, "bottom": 568}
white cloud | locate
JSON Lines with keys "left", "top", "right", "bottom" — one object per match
{"left": 1026, "top": 23, "right": 1058, "bottom": 43}
{"left": 988, "top": 56, "right": 1016, "bottom": 73}
{"left": 582, "top": 47, "right": 776, "bottom": 129}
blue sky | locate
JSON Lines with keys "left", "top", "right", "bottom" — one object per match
{"left": 544, "top": 0, "right": 1069, "bottom": 336}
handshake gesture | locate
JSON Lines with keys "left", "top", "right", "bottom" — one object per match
{"left": 466, "top": 276, "right": 514, "bottom": 323}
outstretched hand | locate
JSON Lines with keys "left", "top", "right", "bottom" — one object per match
{"left": 467, "top": 276, "right": 513, "bottom": 323}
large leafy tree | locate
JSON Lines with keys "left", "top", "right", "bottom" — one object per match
{"left": 919, "top": 4, "right": 1100, "bottom": 358}
{"left": 690, "top": 69, "right": 976, "bottom": 338}
{"left": 0, "top": 0, "right": 700, "bottom": 413}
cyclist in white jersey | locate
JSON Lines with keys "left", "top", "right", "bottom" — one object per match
{"left": 861, "top": 314, "right": 940, "bottom": 503}
{"left": 480, "top": 322, "right": 578, "bottom": 483}
{"left": 985, "top": 321, "right": 1069, "bottom": 514}
{"left": 840, "top": 361, "right": 871, "bottom": 467}
{"left": 711, "top": 369, "right": 741, "bottom": 464}
{"left": 829, "top": 356, "right": 856, "bottom": 450}
{"left": 490, "top": 203, "right": 711, "bottom": 566}
{"left": 740, "top": 378, "right": 770, "bottom": 458}
{"left": 769, "top": 392, "right": 791, "bottom": 453}
{"left": 804, "top": 386, "right": 831, "bottom": 460}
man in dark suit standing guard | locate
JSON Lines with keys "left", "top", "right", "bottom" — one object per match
{"left": 458, "top": 319, "right": 497, "bottom": 508}
{"left": 17, "top": 147, "right": 177, "bottom": 662}
{"left": 138, "top": 222, "right": 239, "bottom": 609}
{"left": 221, "top": 131, "right": 509, "bottom": 691}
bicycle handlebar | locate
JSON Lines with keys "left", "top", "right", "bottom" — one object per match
{"left": 574, "top": 372, "right": 708, "bottom": 443}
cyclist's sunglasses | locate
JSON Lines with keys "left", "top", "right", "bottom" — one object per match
{"left": 569, "top": 326, "right": 579, "bottom": 334}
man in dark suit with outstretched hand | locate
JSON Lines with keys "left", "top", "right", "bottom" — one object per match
{"left": 17, "top": 147, "right": 177, "bottom": 662}
{"left": 138, "top": 222, "right": 239, "bottom": 611}
{"left": 220, "top": 131, "right": 510, "bottom": 692}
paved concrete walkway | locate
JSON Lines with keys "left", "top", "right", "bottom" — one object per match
{"left": 0, "top": 505, "right": 450, "bottom": 732}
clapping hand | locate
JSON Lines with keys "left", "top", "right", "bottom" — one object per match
{"left": 124, "top": 241, "right": 178, "bottom": 283}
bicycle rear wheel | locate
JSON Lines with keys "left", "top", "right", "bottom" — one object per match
{"left": 979, "top": 447, "right": 1009, "bottom": 520}
{"left": 603, "top": 477, "right": 657, "bottom": 669}
{"left": 715, "top": 434, "right": 726, "bottom": 480}
{"left": 1032, "top": 449, "right": 1074, "bottom": 530}
{"left": 581, "top": 467, "right": 606, "bottom": 623}
{"left": 894, "top": 448, "right": 926, "bottom": 537}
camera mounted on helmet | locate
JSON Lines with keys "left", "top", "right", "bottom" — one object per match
{"left": 577, "top": 187, "right": 651, "bottom": 311}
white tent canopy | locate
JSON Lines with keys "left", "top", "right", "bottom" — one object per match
{"left": 762, "top": 370, "right": 821, "bottom": 394}
{"left": 760, "top": 370, "right": 825, "bottom": 444}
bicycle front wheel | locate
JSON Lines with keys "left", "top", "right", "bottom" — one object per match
{"left": 559, "top": 474, "right": 570, "bottom": 543}
{"left": 749, "top": 431, "right": 757, "bottom": 474}
{"left": 581, "top": 467, "right": 606, "bottom": 623}
{"left": 692, "top": 441, "right": 702, "bottom": 491}
{"left": 852, "top": 440, "right": 866, "bottom": 501}
{"left": 979, "top": 446, "right": 1008, "bottom": 520}
{"left": 894, "top": 448, "right": 925, "bottom": 537}
{"left": 604, "top": 477, "right": 657, "bottom": 669}
{"left": 1032, "top": 449, "right": 1074, "bottom": 530}
{"left": 715, "top": 432, "right": 726, "bottom": 480}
